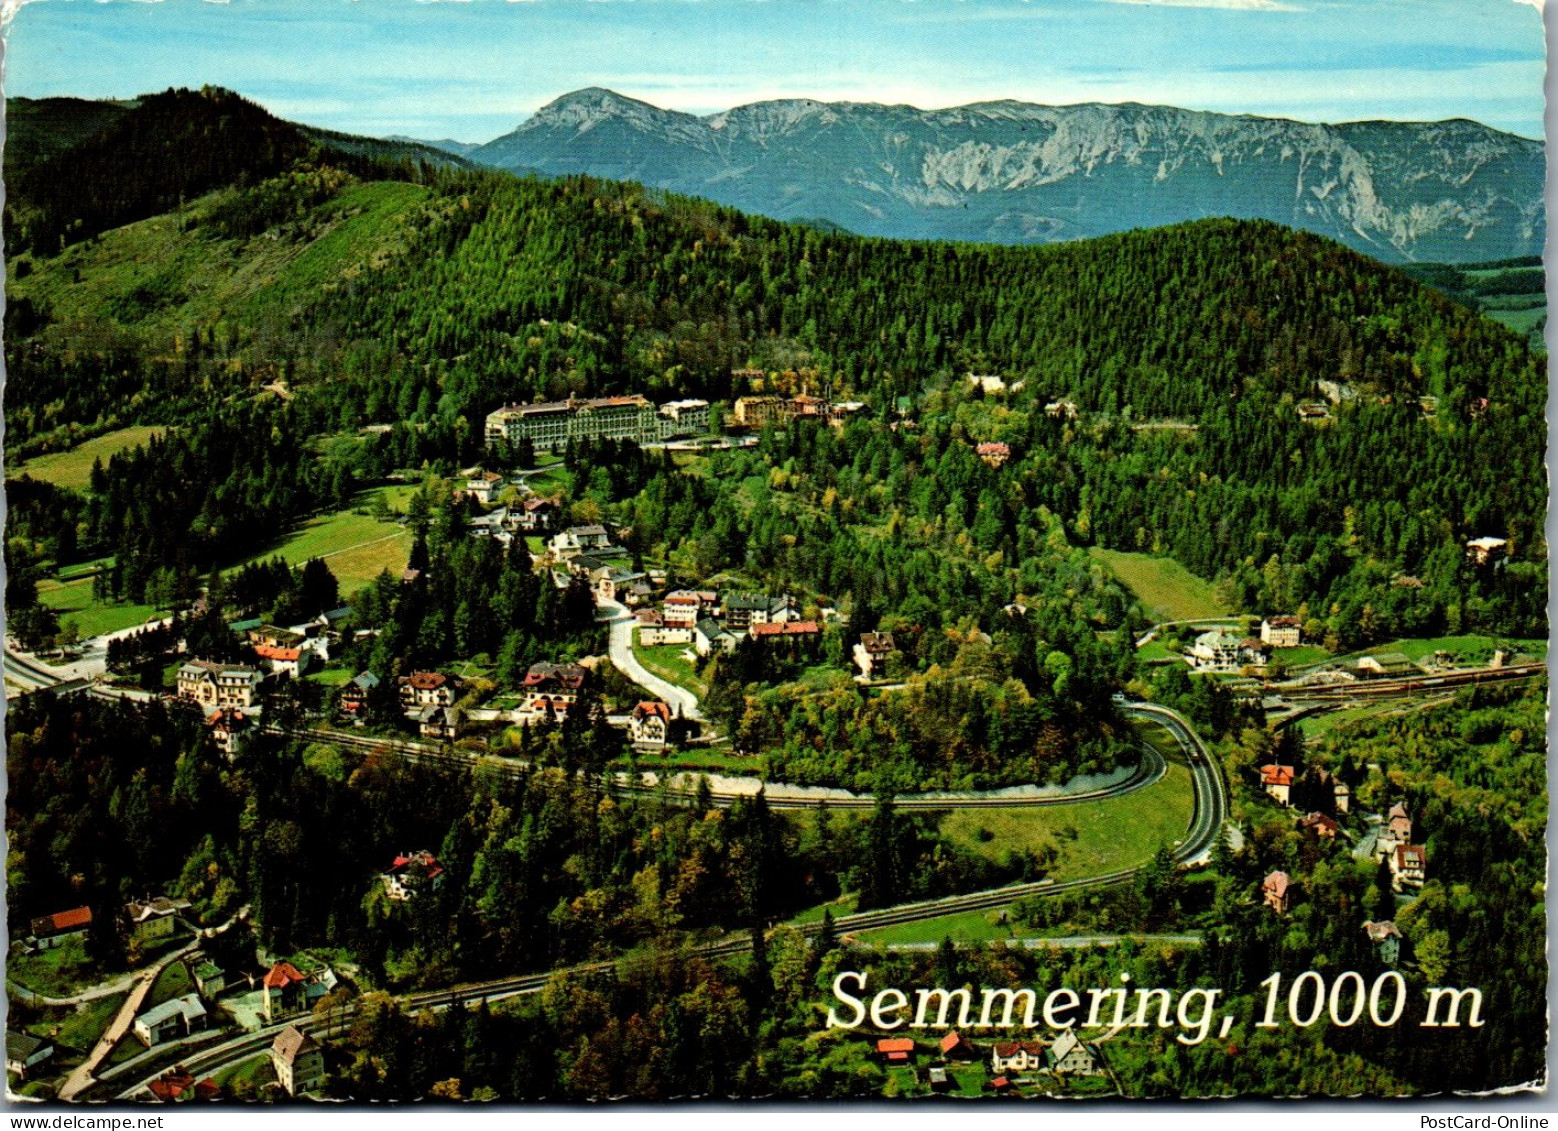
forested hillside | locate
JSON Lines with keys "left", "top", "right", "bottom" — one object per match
{"left": 6, "top": 90, "right": 1546, "bottom": 651}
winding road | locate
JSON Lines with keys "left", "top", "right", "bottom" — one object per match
{"left": 599, "top": 599, "right": 705, "bottom": 722}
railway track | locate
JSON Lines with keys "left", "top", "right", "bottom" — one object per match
{"left": 1277, "top": 662, "right": 1544, "bottom": 701}
{"left": 111, "top": 700, "right": 1226, "bottom": 1100}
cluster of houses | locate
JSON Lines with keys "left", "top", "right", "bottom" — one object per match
{"left": 870, "top": 1028, "right": 1104, "bottom": 1094}
{"left": 635, "top": 587, "right": 818, "bottom": 659}
{"left": 1186, "top": 616, "right": 1302, "bottom": 673}
{"left": 731, "top": 393, "right": 864, "bottom": 431}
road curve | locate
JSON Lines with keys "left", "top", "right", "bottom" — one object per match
{"left": 599, "top": 600, "right": 705, "bottom": 722}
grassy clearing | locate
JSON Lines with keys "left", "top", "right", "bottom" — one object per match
{"left": 851, "top": 907, "right": 1017, "bottom": 947}
{"left": 213, "top": 1053, "right": 275, "bottom": 1091}
{"left": 36, "top": 580, "right": 162, "bottom": 638}
{"left": 616, "top": 750, "right": 765, "bottom": 776}
{"left": 1360, "top": 635, "right": 1547, "bottom": 664}
{"left": 1090, "top": 549, "right": 1231, "bottom": 622}
{"left": 1272, "top": 645, "right": 1330, "bottom": 668}
{"left": 143, "top": 959, "right": 194, "bottom": 1010}
{"left": 783, "top": 893, "right": 860, "bottom": 927}
{"left": 8, "top": 937, "right": 110, "bottom": 999}
{"left": 245, "top": 488, "right": 411, "bottom": 592}
{"left": 9, "top": 426, "right": 168, "bottom": 490}
{"left": 939, "top": 761, "right": 1196, "bottom": 884}
{"left": 25, "top": 992, "right": 128, "bottom": 1055}
{"left": 631, "top": 636, "right": 709, "bottom": 698}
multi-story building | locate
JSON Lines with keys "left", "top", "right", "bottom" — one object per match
{"left": 271, "top": 1027, "right": 325, "bottom": 1097}
{"left": 658, "top": 399, "right": 710, "bottom": 439}
{"left": 177, "top": 661, "right": 262, "bottom": 709}
{"left": 485, "top": 396, "right": 659, "bottom": 451}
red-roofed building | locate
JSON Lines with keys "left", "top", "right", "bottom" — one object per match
{"left": 147, "top": 1068, "right": 220, "bottom": 1103}
{"left": 206, "top": 707, "right": 252, "bottom": 758}
{"left": 976, "top": 441, "right": 1011, "bottom": 468}
{"left": 29, "top": 906, "right": 92, "bottom": 949}
{"left": 940, "top": 1031, "right": 976, "bottom": 1059}
{"left": 382, "top": 850, "right": 445, "bottom": 903}
{"left": 399, "top": 670, "right": 458, "bottom": 708}
{"left": 262, "top": 962, "right": 311, "bottom": 1022}
{"left": 990, "top": 1041, "right": 1047, "bottom": 1075}
{"left": 1391, "top": 844, "right": 1427, "bottom": 891}
{"left": 749, "top": 620, "right": 820, "bottom": 641}
{"left": 876, "top": 1037, "right": 916, "bottom": 1063}
{"left": 1297, "top": 812, "right": 1340, "bottom": 840}
{"left": 629, "top": 701, "right": 673, "bottom": 750}
{"left": 1259, "top": 764, "right": 1296, "bottom": 807}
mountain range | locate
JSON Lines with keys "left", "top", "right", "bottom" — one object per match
{"left": 459, "top": 88, "right": 1544, "bottom": 264}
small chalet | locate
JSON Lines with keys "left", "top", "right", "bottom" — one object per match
{"left": 253, "top": 640, "right": 314, "bottom": 679}
{"left": 1391, "top": 844, "right": 1427, "bottom": 891}
{"left": 875, "top": 1037, "right": 916, "bottom": 1064}
{"left": 1297, "top": 812, "right": 1340, "bottom": 840}
{"left": 1296, "top": 402, "right": 1331, "bottom": 422}
{"left": 1260, "top": 616, "right": 1302, "bottom": 648}
{"left": 523, "top": 662, "right": 587, "bottom": 690}
{"left": 381, "top": 850, "right": 445, "bottom": 902}
{"left": 976, "top": 441, "right": 1011, "bottom": 468}
{"left": 1263, "top": 870, "right": 1295, "bottom": 914}
{"left": 262, "top": 962, "right": 310, "bottom": 1021}
{"left": 1259, "top": 764, "right": 1296, "bottom": 807}
{"left": 1363, "top": 921, "right": 1402, "bottom": 966}
{"left": 853, "top": 632, "right": 896, "bottom": 679}
{"left": 339, "top": 671, "right": 381, "bottom": 718}
{"left": 271, "top": 1026, "right": 325, "bottom": 1097}
{"left": 517, "top": 496, "right": 558, "bottom": 531}
{"left": 629, "top": 701, "right": 672, "bottom": 750}
{"left": 1387, "top": 802, "right": 1413, "bottom": 843}
{"left": 927, "top": 1065, "right": 951, "bottom": 1092}
{"left": 990, "top": 1041, "right": 1046, "bottom": 1076}
{"left": 29, "top": 906, "right": 92, "bottom": 950}
{"left": 6, "top": 1031, "right": 54, "bottom": 1080}
{"left": 134, "top": 994, "right": 208, "bottom": 1047}
{"left": 205, "top": 707, "right": 252, "bottom": 758}
{"left": 124, "top": 896, "right": 191, "bottom": 947}
{"left": 1045, "top": 399, "right": 1079, "bottom": 420}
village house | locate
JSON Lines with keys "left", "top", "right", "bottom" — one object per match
{"left": 875, "top": 1037, "right": 916, "bottom": 1065}
{"left": 976, "top": 441, "right": 1011, "bottom": 468}
{"left": 695, "top": 618, "right": 737, "bottom": 657}
{"left": 990, "top": 1041, "right": 1047, "bottom": 1076}
{"left": 271, "top": 1026, "right": 326, "bottom": 1097}
{"left": 133, "top": 994, "right": 208, "bottom": 1047}
{"left": 398, "top": 671, "right": 459, "bottom": 710}
{"left": 124, "top": 896, "right": 191, "bottom": 948}
{"left": 853, "top": 631, "right": 896, "bottom": 679}
{"left": 1259, "top": 764, "right": 1297, "bottom": 807}
{"left": 1048, "top": 1028, "right": 1102, "bottom": 1076}
{"left": 339, "top": 671, "right": 380, "bottom": 718}
{"left": 662, "top": 591, "right": 706, "bottom": 628}
{"left": 549, "top": 524, "right": 613, "bottom": 558}
{"left": 517, "top": 662, "right": 587, "bottom": 725}
{"left": 177, "top": 660, "right": 262, "bottom": 710}
{"left": 594, "top": 566, "right": 646, "bottom": 605}
{"left": 1044, "top": 399, "right": 1078, "bottom": 420}
{"left": 6, "top": 1031, "right": 54, "bottom": 1080}
{"left": 733, "top": 395, "right": 791, "bottom": 429}
{"left": 1295, "top": 402, "right": 1331, "bottom": 422}
{"left": 29, "top": 906, "right": 92, "bottom": 951}
{"left": 1363, "top": 921, "right": 1402, "bottom": 966}
{"left": 927, "top": 1065, "right": 951, "bottom": 1092}
{"left": 1297, "top": 812, "right": 1341, "bottom": 840}
{"left": 253, "top": 640, "right": 314, "bottom": 679}
{"left": 719, "top": 591, "right": 774, "bottom": 631}
{"left": 1260, "top": 616, "right": 1302, "bottom": 648}
{"left": 1390, "top": 844, "right": 1427, "bottom": 892}
{"left": 415, "top": 704, "right": 462, "bottom": 741}
{"left": 466, "top": 506, "right": 521, "bottom": 545}
{"left": 260, "top": 962, "right": 332, "bottom": 1022}
{"left": 205, "top": 706, "right": 252, "bottom": 758}
{"left": 629, "top": 701, "right": 672, "bottom": 750}
{"left": 640, "top": 625, "right": 694, "bottom": 647}
{"left": 1263, "top": 870, "right": 1295, "bottom": 914}
{"left": 1188, "top": 629, "right": 1244, "bottom": 671}
{"left": 1465, "top": 536, "right": 1508, "bottom": 565}
{"left": 381, "top": 850, "right": 445, "bottom": 902}
{"left": 940, "top": 1031, "right": 976, "bottom": 1060}
{"left": 190, "top": 960, "right": 226, "bottom": 998}
{"left": 517, "top": 496, "right": 558, "bottom": 531}
{"left": 462, "top": 468, "right": 504, "bottom": 505}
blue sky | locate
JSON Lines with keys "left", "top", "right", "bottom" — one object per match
{"left": 2, "top": 0, "right": 1548, "bottom": 142}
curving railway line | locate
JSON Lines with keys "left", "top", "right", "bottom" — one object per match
{"left": 106, "top": 699, "right": 1225, "bottom": 1100}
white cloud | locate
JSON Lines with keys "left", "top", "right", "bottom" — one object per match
{"left": 1098, "top": 0, "right": 1304, "bottom": 10}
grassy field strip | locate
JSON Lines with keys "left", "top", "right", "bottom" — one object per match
{"left": 631, "top": 638, "right": 709, "bottom": 698}
{"left": 1089, "top": 549, "right": 1231, "bottom": 622}
{"left": 9, "top": 426, "right": 168, "bottom": 490}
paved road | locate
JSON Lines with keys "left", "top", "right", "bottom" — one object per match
{"left": 600, "top": 599, "right": 705, "bottom": 722}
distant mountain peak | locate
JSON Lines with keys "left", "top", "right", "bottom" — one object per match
{"left": 469, "top": 90, "right": 1544, "bottom": 263}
